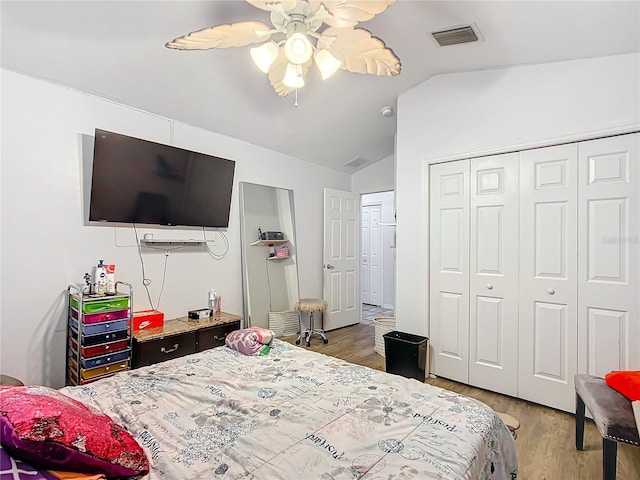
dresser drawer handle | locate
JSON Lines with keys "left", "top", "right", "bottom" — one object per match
{"left": 213, "top": 334, "right": 227, "bottom": 341}
{"left": 161, "top": 344, "right": 179, "bottom": 354}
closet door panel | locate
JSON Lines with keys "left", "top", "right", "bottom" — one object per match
{"left": 587, "top": 308, "right": 628, "bottom": 375}
{"left": 519, "top": 143, "right": 577, "bottom": 413}
{"left": 429, "top": 160, "right": 470, "bottom": 382}
{"left": 469, "top": 153, "right": 519, "bottom": 396}
{"left": 578, "top": 133, "right": 640, "bottom": 374}
{"left": 533, "top": 302, "right": 568, "bottom": 379}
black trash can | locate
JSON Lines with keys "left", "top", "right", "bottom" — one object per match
{"left": 383, "top": 331, "right": 429, "bottom": 381}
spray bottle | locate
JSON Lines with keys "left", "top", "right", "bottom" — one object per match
{"left": 208, "top": 289, "right": 218, "bottom": 314}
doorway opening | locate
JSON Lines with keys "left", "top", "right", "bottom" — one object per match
{"left": 360, "top": 191, "right": 395, "bottom": 325}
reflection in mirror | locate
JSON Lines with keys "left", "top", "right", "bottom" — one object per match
{"left": 239, "top": 182, "right": 300, "bottom": 333}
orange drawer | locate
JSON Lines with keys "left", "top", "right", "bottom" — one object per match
{"left": 80, "top": 361, "right": 129, "bottom": 380}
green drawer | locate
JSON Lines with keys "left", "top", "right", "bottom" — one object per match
{"left": 71, "top": 296, "right": 129, "bottom": 313}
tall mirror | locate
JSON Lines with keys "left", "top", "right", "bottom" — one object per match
{"left": 239, "top": 182, "right": 300, "bottom": 334}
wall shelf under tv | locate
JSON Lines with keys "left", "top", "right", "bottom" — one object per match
{"left": 140, "top": 239, "right": 204, "bottom": 246}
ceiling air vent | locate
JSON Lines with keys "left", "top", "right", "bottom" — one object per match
{"left": 432, "top": 25, "right": 479, "bottom": 46}
{"left": 344, "top": 157, "right": 368, "bottom": 169}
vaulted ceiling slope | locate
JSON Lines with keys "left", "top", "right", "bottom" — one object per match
{"left": 2, "top": 1, "right": 639, "bottom": 173}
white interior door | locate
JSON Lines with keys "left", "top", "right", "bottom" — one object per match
{"left": 323, "top": 188, "right": 359, "bottom": 330}
{"left": 361, "top": 207, "right": 370, "bottom": 305}
{"left": 578, "top": 133, "right": 640, "bottom": 376}
{"left": 518, "top": 144, "right": 578, "bottom": 412}
{"left": 429, "top": 160, "right": 470, "bottom": 383}
{"left": 468, "top": 153, "right": 519, "bottom": 397}
{"left": 362, "top": 204, "right": 382, "bottom": 306}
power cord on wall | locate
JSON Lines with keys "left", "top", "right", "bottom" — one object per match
{"left": 202, "top": 227, "right": 229, "bottom": 260}
{"left": 265, "top": 256, "right": 273, "bottom": 312}
{"left": 133, "top": 223, "right": 169, "bottom": 310}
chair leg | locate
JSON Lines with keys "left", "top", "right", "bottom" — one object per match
{"left": 575, "top": 393, "right": 585, "bottom": 451}
{"left": 603, "top": 438, "right": 617, "bottom": 480}
{"left": 305, "top": 312, "right": 314, "bottom": 346}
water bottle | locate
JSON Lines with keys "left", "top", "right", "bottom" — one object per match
{"left": 95, "top": 260, "right": 107, "bottom": 295}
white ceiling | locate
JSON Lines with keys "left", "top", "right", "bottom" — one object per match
{"left": 2, "top": 1, "right": 639, "bottom": 173}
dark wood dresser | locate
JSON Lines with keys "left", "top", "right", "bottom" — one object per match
{"left": 132, "top": 312, "right": 242, "bottom": 368}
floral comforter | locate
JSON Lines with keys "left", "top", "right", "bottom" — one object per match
{"left": 61, "top": 340, "right": 517, "bottom": 479}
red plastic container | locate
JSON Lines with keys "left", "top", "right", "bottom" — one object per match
{"left": 133, "top": 310, "right": 164, "bottom": 331}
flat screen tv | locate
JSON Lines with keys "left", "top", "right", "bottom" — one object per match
{"left": 89, "top": 129, "right": 236, "bottom": 228}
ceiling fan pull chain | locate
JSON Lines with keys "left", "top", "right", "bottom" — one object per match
{"left": 294, "top": 88, "right": 299, "bottom": 108}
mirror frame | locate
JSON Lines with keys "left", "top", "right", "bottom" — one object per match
{"left": 239, "top": 182, "right": 300, "bottom": 330}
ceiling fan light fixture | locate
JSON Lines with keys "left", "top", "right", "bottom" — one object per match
{"left": 250, "top": 41, "right": 279, "bottom": 73}
{"left": 314, "top": 49, "right": 341, "bottom": 80}
{"left": 282, "top": 63, "right": 305, "bottom": 88}
{"left": 284, "top": 32, "right": 313, "bottom": 65}
{"left": 166, "top": 0, "right": 400, "bottom": 98}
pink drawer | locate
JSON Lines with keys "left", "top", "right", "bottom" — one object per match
{"left": 72, "top": 308, "right": 128, "bottom": 324}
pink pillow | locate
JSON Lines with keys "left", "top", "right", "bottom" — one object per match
{"left": 0, "top": 385, "right": 149, "bottom": 477}
{"left": 225, "top": 327, "right": 274, "bottom": 356}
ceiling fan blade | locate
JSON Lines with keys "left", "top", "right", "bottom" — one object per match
{"left": 246, "top": 0, "right": 298, "bottom": 12}
{"left": 166, "top": 21, "right": 272, "bottom": 50}
{"left": 268, "top": 46, "right": 312, "bottom": 96}
{"left": 308, "top": 0, "right": 395, "bottom": 28}
{"left": 318, "top": 27, "right": 401, "bottom": 76}
{"left": 268, "top": 47, "right": 294, "bottom": 96}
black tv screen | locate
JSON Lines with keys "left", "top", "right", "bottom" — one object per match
{"left": 89, "top": 129, "right": 235, "bottom": 228}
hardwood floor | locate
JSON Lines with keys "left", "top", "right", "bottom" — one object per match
{"left": 282, "top": 323, "right": 640, "bottom": 480}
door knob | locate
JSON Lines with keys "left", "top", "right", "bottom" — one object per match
{"left": 325, "top": 264, "right": 336, "bottom": 270}
{"left": 547, "top": 288, "right": 555, "bottom": 295}
{"left": 486, "top": 284, "right": 493, "bottom": 290}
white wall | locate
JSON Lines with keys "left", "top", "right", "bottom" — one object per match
{"left": 0, "top": 69, "right": 350, "bottom": 387}
{"left": 351, "top": 153, "right": 395, "bottom": 193}
{"left": 361, "top": 191, "right": 395, "bottom": 309}
{"left": 396, "top": 53, "right": 640, "bottom": 336}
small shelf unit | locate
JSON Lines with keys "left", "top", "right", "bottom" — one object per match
{"left": 267, "top": 255, "right": 290, "bottom": 260}
{"left": 66, "top": 281, "right": 133, "bottom": 386}
{"left": 251, "top": 238, "right": 290, "bottom": 260}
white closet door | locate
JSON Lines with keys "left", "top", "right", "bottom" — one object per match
{"left": 429, "top": 160, "right": 470, "bottom": 383}
{"left": 361, "top": 204, "right": 383, "bottom": 307}
{"left": 368, "top": 205, "right": 383, "bottom": 307}
{"left": 518, "top": 144, "right": 578, "bottom": 412}
{"left": 468, "top": 153, "right": 519, "bottom": 396}
{"left": 361, "top": 207, "right": 370, "bottom": 304}
{"left": 578, "top": 133, "right": 640, "bottom": 376}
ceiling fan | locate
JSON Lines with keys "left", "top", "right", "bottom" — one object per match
{"left": 166, "top": 0, "right": 401, "bottom": 97}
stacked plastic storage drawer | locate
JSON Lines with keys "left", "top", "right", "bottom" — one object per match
{"left": 66, "top": 284, "right": 133, "bottom": 385}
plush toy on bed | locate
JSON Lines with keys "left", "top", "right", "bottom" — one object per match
{"left": 225, "top": 326, "right": 274, "bottom": 356}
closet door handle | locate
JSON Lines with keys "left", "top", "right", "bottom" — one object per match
{"left": 547, "top": 289, "right": 555, "bottom": 295}
{"left": 486, "top": 284, "right": 493, "bottom": 290}
{"left": 325, "top": 264, "right": 336, "bottom": 270}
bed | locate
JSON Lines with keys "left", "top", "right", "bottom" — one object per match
{"left": 4, "top": 339, "right": 518, "bottom": 479}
